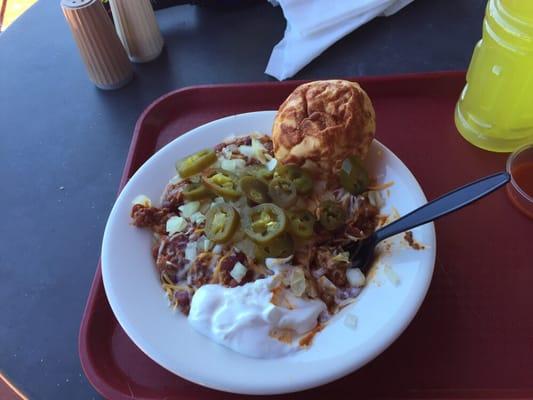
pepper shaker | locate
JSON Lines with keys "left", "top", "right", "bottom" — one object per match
{"left": 109, "top": 0, "right": 165, "bottom": 63}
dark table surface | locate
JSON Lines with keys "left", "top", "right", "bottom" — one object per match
{"left": 0, "top": 0, "right": 486, "bottom": 398}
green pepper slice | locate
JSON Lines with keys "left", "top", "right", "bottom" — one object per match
{"left": 202, "top": 169, "right": 241, "bottom": 200}
{"left": 243, "top": 203, "right": 287, "bottom": 243}
{"left": 287, "top": 209, "right": 316, "bottom": 239}
{"left": 340, "top": 155, "right": 369, "bottom": 195}
{"left": 276, "top": 164, "right": 313, "bottom": 195}
{"left": 319, "top": 200, "right": 346, "bottom": 231}
{"left": 268, "top": 177, "right": 297, "bottom": 208}
{"left": 176, "top": 149, "right": 217, "bottom": 178}
{"left": 256, "top": 233, "right": 294, "bottom": 259}
{"left": 239, "top": 176, "right": 270, "bottom": 204}
{"left": 182, "top": 182, "right": 211, "bottom": 201}
{"left": 205, "top": 204, "right": 240, "bottom": 243}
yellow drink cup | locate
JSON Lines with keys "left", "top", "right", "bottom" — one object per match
{"left": 455, "top": 0, "right": 533, "bottom": 152}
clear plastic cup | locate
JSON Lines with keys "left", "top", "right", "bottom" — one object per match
{"left": 506, "top": 143, "right": 533, "bottom": 218}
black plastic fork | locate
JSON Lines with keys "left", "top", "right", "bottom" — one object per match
{"left": 346, "top": 172, "right": 511, "bottom": 274}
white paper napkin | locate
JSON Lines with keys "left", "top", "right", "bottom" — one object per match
{"left": 266, "top": 0, "right": 414, "bottom": 80}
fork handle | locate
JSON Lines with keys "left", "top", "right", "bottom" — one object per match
{"left": 375, "top": 172, "right": 510, "bottom": 242}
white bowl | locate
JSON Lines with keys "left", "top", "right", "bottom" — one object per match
{"left": 102, "top": 111, "right": 436, "bottom": 395}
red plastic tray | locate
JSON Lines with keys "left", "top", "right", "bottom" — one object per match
{"left": 79, "top": 71, "right": 533, "bottom": 399}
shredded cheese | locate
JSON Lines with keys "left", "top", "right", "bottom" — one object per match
{"left": 383, "top": 264, "right": 400, "bottom": 286}
{"left": 289, "top": 267, "right": 306, "bottom": 297}
{"left": 239, "top": 137, "right": 268, "bottom": 164}
{"left": 367, "top": 181, "right": 394, "bottom": 191}
{"left": 332, "top": 252, "right": 350, "bottom": 263}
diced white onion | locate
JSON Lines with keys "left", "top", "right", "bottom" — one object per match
{"left": 368, "top": 190, "right": 384, "bottom": 208}
{"left": 238, "top": 145, "right": 254, "bottom": 158}
{"left": 221, "top": 158, "right": 246, "bottom": 172}
{"left": 239, "top": 138, "right": 267, "bottom": 164}
{"left": 222, "top": 147, "right": 233, "bottom": 159}
{"left": 234, "top": 238, "right": 256, "bottom": 260}
{"left": 212, "top": 197, "right": 225, "bottom": 205}
{"left": 168, "top": 175, "right": 182, "bottom": 184}
{"left": 166, "top": 216, "right": 187, "bottom": 235}
{"left": 213, "top": 244, "right": 223, "bottom": 254}
{"left": 266, "top": 158, "right": 278, "bottom": 171}
{"left": 230, "top": 261, "right": 247, "bottom": 283}
{"left": 132, "top": 195, "right": 151, "bottom": 207}
{"left": 197, "top": 236, "right": 213, "bottom": 252}
{"left": 190, "top": 211, "right": 206, "bottom": 225}
{"left": 185, "top": 242, "right": 197, "bottom": 261}
{"left": 220, "top": 159, "right": 235, "bottom": 171}
{"left": 384, "top": 264, "right": 400, "bottom": 286}
{"left": 344, "top": 313, "right": 358, "bottom": 330}
{"left": 265, "top": 256, "right": 293, "bottom": 273}
{"left": 251, "top": 138, "right": 267, "bottom": 164}
{"left": 178, "top": 201, "right": 200, "bottom": 218}
{"left": 211, "top": 213, "right": 226, "bottom": 230}
{"left": 346, "top": 268, "right": 366, "bottom": 287}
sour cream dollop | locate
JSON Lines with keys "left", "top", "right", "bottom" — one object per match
{"left": 188, "top": 276, "right": 326, "bottom": 358}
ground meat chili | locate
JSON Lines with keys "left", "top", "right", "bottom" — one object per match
{"left": 131, "top": 204, "right": 176, "bottom": 235}
{"left": 130, "top": 134, "right": 384, "bottom": 320}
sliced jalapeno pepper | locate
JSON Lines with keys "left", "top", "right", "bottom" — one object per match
{"left": 256, "top": 233, "right": 294, "bottom": 259}
{"left": 319, "top": 200, "right": 346, "bottom": 231}
{"left": 182, "top": 182, "right": 211, "bottom": 201}
{"left": 239, "top": 176, "right": 270, "bottom": 204}
{"left": 268, "top": 177, "right": 297, "bottom": 208}
{"left": 276, "top": 164, "right": 313, "bottom": 195}
{"left": 202, "top": 169, "right": 241, "bottom": 200}
{"left": 243, "top": 165, "right": 274, "bottom": 181}
{"left": 340, "top": 155, "right": 369, "bottom": 195}
{"left": 287, "top": 209, "right": 316, "bottom": 239}
{"left": 176, "top": 149, "right": 217, "bottom": 178}
{"left": 243, "top": 203, "right": 286, "bottom": 243}
{"left": 205, "top": 204, "right": 240, "bottom": 243}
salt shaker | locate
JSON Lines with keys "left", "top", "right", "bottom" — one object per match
{"left": 61, "top": 0, "right": 133, "bottom": 90}
{"left": 109, "top": 0, "right": 165, "bottom": 63}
